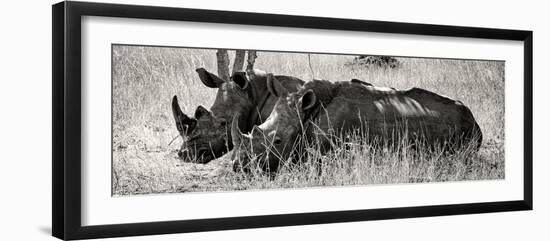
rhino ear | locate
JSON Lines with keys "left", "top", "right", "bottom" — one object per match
{"left": 267, "top": 74, "right": 288, "bottom": 97}
{"left": 231, "top": 72, "right": 249, "bottom": 90}
{"left": 300, "top": 89, "right": 317, "bottom": 110}
{"left": 172, "top": 96, "right": 197, "bottom": 135}
{"left": 196, "top": 68, "right": 225, "bottom": 88}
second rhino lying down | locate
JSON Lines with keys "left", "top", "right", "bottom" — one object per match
{"left": 231, "top": 74, "right": 483, "bottom": 173}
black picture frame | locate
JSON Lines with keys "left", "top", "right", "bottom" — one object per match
{"left": 52, "top": 1, "right": 533, "bottom": 240}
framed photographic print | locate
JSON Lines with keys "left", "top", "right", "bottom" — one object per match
{"left": 52, "top": 1, "right": 533, "bottom": 240}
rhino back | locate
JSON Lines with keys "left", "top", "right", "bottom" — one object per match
{"left": 313, "top": 83, "right": 481, "bottom": 147}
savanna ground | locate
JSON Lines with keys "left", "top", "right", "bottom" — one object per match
{"left": 112, "top": 45, "right": 504, "bottom": 195}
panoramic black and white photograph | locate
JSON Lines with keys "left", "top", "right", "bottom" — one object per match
{"left": 111, "top": 45, "right": 504, "bottom": 195}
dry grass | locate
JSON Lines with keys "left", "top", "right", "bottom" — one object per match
{"left": 112, "top": 45, "right": 504, "bottom": 195}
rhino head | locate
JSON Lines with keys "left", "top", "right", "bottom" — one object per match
{"left": 231, "top": 74, "right": 318, "bottom": 173}
{"left": 172, "top": 68, "right": 257, "bottom": 163}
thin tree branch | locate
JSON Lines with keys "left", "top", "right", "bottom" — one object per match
{"left": 308, "top": 54, "right": 315, "bottom": 79}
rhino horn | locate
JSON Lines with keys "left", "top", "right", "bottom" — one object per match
{"left": 252, "top": 125, "right": 264, "bottom": 136}
{"left": 194, "top": 105, "right": 211, "bottom": 119}
{"left": 231, "top": 116, "right": 245, "bottom": 146}
{"left": 250, "top": 125, "right": 268, "bottom": 143}
{"left": 172, "top": 95, "right": 195, "bottom": 135}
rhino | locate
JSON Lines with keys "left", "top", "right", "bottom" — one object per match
{"left": 171, "top": 68, "right": 304, "bottom": 163}
{"left": 231, "top": 74, "right": 483, "bottom": 172}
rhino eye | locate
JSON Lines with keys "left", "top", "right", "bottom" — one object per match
{"left": 273, "top": 138, "right": 282, "bottom": 145}
{"left": 220, "top": 120, "right": 227, "bottom": 126}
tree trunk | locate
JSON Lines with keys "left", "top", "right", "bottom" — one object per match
{"left": 232, "top": 50, "right": 246, "bottom": 74}
{"left": 245, "top": 50, "right": 257, "bottom": 79}
{"left": 216, "top": 49, "right": 230, "bottom": 80}
{"left": 308, "top": 54, "right": 315, "bottom": 79}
